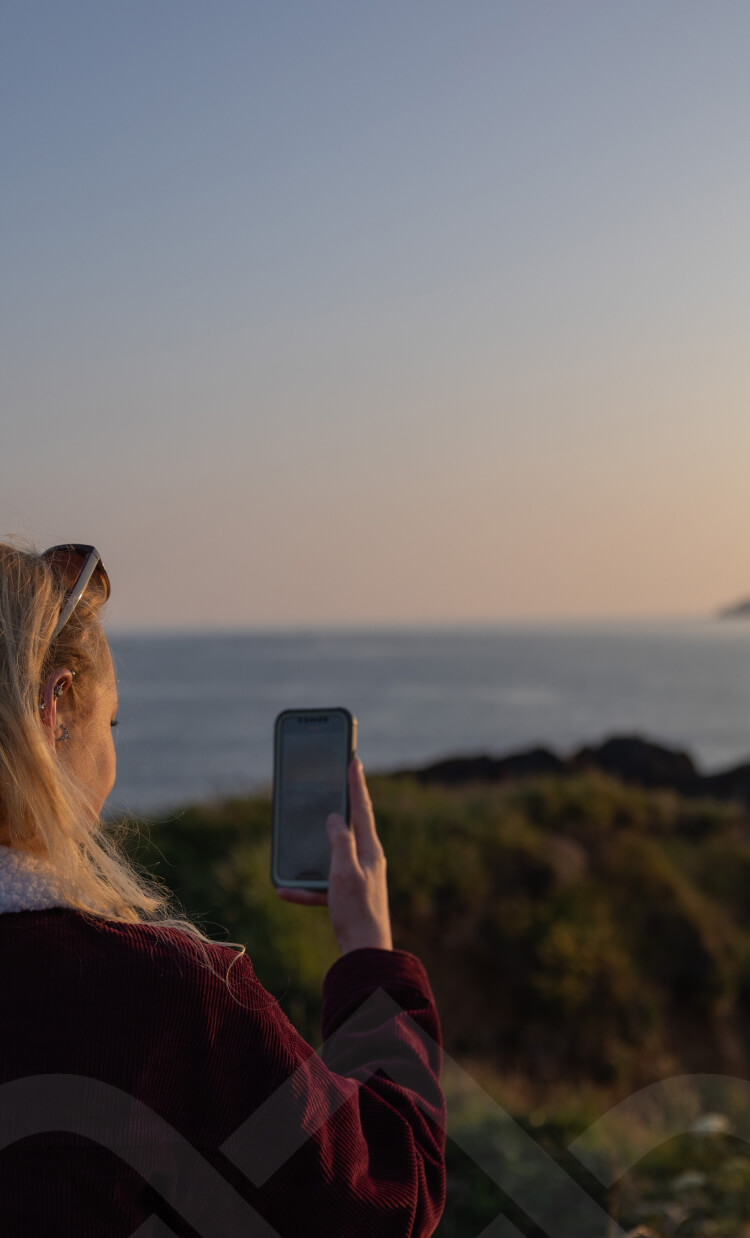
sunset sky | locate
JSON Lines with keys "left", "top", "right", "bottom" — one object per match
{"left": 3, "top": 2, "right": 748, "bottom": 629}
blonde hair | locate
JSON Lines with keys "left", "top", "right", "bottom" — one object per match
{"left": 0, "top": 541, "right": 250, "bottom": 981}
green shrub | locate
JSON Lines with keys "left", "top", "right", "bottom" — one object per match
{"left": 122, "top": 771, "right": 750, "bottom": 1088}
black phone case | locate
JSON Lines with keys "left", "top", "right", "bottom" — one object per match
{"left": 270, "top": 707, "right": 357, "bottom": 891}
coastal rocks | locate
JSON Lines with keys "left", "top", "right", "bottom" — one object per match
{"left": 570, "top": 735, "right": 697, "bottom": 791}
{"left": 702, "top": 761, "right": 750, "bottom": 804}
{"left": 398, "top": 735, "right": 750, "bottom": 808}
{"left": 404, "top": 746, "right": 566, "bottom": 786}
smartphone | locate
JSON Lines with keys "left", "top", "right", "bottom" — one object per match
{"left": 271, "top": 708, "right": 358, "bottom": 891}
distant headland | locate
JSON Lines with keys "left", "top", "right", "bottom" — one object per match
{"left": 719, "top": 597, "right": 750, "bottom": 617}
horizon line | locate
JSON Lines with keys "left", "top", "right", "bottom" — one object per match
{"left": 103, "top": 611, "right": 743, "bottom": 638}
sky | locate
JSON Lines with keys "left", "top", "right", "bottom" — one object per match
{"left": 2, "top": 1, "right": 748, "bottom": 629}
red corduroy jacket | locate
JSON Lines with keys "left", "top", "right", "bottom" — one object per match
{"left": 0, "top": 909, "right": 446, "bottom": 1237}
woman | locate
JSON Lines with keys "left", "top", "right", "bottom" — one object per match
{"left": 0, "top": 542, "right": 446, "bottom": 1237}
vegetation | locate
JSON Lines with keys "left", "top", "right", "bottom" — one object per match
{"left": 121, "top": 771, "right": 750, "bottom": 1236}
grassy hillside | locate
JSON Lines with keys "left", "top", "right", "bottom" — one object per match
{"left": 120, "top": 772, "right": 750, "bottom": 1235}
{"left": 122, "top": 771, "right": 750, "bottom": 1087}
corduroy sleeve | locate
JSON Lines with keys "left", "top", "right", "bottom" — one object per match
{"left": 207, "top": 946, "right": 446, "bottom": 1238}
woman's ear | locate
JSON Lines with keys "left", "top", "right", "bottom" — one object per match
{"left": 39, "top": 668, "right": 75, "bottom": 747}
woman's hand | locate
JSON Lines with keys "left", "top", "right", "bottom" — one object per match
{"left": 276, "top": 758, "right": 393, "bottom": 955}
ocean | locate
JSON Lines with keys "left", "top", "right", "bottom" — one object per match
{"left": 106, "top": 619, "right": 750, "bottom": 817}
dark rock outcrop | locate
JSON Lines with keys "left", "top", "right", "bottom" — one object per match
{"left": 702, "top": 762, "right": 750, "bottom": 804}
{"left": 399, "top": 746, "right": 566, "bottom": 787}
{"left": 570, "top": 735, "right": 698, "bottom": 791}
{"left": 395, "top": 734, "right": 750, "bottom": 808}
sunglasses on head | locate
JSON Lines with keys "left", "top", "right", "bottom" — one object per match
{"left": 43, "top": 544, "right": 111, "bottom": 641}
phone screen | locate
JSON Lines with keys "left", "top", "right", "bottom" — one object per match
{"left": 275, "top": 712, "right": 350, "bottom": 883}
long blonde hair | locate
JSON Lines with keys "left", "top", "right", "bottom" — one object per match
{"left": 0, "top": 541, "right": 249, "bottom": 976}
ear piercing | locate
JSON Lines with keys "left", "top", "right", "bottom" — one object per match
{"left": 38, "top": 670, "right": 76, "bottom": 713}
{"left": 56, "top": 724, "right": 72, "bottom": 743}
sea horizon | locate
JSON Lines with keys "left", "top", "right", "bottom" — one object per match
{"left": 105, "top": 619, "right": 750, "bottom": 816}
{"left": 105, "top": 612, "right": 749, "bottom": 638}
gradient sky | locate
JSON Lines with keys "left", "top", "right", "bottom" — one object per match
{"left": 2, "top": 1, "right": 748, "bottom": 628}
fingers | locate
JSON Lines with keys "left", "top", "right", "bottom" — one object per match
{"left": 276, "top": 888, "right": 328, "bottom": 906}
{"left": 347, "top": 757, "right": 383, "bottom": 865}
{"left": 326, "top": 810, "right": 359, "bottom": 881}
{"left": 277, "top": 761, "right": 385, "bottom": 925}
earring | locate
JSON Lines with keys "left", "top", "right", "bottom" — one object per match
{"left": 56, "top": 724, "right": 72, "bottom": 743}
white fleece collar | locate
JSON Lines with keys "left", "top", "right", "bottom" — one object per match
{"left": 0, "top": 844, "right": 70, "bottom": 913}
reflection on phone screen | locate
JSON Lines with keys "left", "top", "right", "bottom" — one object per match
{"left": 278, "top": 716, "right": 348, "bottom": 881}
